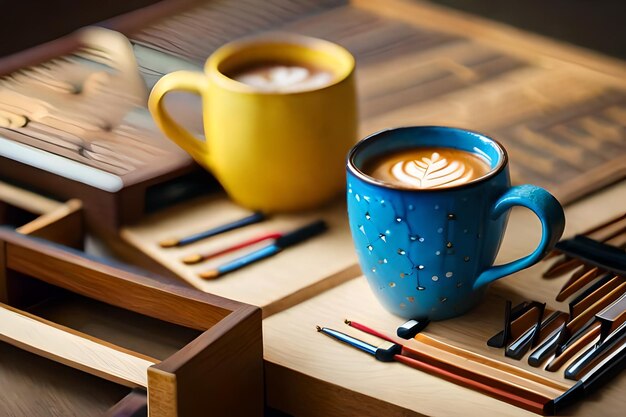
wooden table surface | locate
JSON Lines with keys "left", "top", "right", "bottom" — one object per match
{"left": 111, "top": 1, "right": 626, "bottom": 413}
{"left": 122, "top": 197, "right": 360, "bottom": 318}
{"left": 263, "top": 181, "right": 626, "bottom": 417}
{"left": 2, "top": 0, "right": 626, "bottom": 415}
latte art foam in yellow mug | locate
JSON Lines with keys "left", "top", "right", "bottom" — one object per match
{"left": 230, "top": 63, "right": 335, "bottom": 93}
{"left": 364, "top": 147, "right": 492, "bottom": 189}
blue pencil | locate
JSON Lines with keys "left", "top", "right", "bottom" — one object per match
{"left": 159, "top": 211, "right": 266, "bottom": 248}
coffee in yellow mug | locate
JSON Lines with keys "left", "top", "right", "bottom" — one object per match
{"left": 148, "top": 34, "right": 357, "bottom": 212}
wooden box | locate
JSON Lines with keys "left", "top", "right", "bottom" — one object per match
{"left": 0, "top": 229, "right": 263, "bottom": 417}
{"left": 0, "top": 25, "right": 213, "bottom": 237}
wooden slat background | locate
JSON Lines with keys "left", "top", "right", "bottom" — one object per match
{"left": 0, "top": 0, "right": 624, "bottom": 202}
{"left": 131, "top": 0, "right": 347, "bottom": 60}
{"left": 131, "top": 0, "right": 626, "bottom": 204}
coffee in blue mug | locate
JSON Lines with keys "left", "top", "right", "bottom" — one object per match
{"left": 347, "top": 126, "right": 565, "bottom": 320}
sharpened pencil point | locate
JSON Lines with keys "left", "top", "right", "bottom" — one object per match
{"left": 199, "top": 270, "right": 220, "bottom": 280}
{"left": 316, "top": 325, "right": 322, "bottom": 332}
{"left": 182, "top": 254, "right": 204, "bottom": 264}
{"left": 159, "top": 238, "right": 179, "bottom": 248}
{"left": 344, "top": 319, "right": 351, "bottom": 325}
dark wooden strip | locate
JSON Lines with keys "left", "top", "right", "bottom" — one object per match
{"left": 280, "top": 6, "right": 380, "bottom": 39}
{"left": 131, "top": 0, "right": 347, "bottom": 62}
{"left": 548, "top": 125, "right": 616, "bottom": 161}
{"left": 468, "top": 54, "right": 526, "bottom": 79}
{"left": 361, "top": 74, "right": 465, "bottom": 119}
{"left": 336, "top": 24, "right": 458, "bottom": 64}
{"left": 0, "top": 230, "right": 238, "bottom": 331}
{"left": 489, "top": 90, "right": 626, "bottom": 189}
{"left": 361, "top": 47, "right": 527, "bottom": 118}
{"left": 527, "top": 90, "right": 626, "bottom": 131}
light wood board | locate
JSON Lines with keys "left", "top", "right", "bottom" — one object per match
{"left": 121, "top": 195, "right": 360, "bottom": 317}
{"left": 0, "top": 179, "right": 84, "bottom": 249}
{"left": 0, "top": 302, "right": 156, "bottom": 387}
{"left": 0, "top": 180, "right": 62, "bottom": 214}
{"left": 263, "top": 181, "right": 626, "bottom": 417}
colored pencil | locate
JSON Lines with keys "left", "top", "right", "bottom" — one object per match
{"left": 159, "top": 211, "right": 266, "bottom": 248}
{"left": 317, "top": 323, "right": 553, "bottom": 414}
{"left": 199, "top": 220, "right": 327, "bottom": 279}
{"left": 182, "top": 232, "right": 282, "bottom": 264}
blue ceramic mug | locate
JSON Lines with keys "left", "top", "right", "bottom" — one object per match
{"left": 347, "top": 126, "right": 565, "bottom": 320}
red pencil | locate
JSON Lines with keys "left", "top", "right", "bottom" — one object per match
{"left": 182, "top": 232, "right": 282, "bottom": 265}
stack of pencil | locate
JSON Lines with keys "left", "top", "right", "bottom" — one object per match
{"left": 159, "top": 211, "right": 327, "bottom": 279}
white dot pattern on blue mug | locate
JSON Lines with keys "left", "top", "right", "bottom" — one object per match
{"left": 347, "top": 177, "right": 506, "bottom": 320}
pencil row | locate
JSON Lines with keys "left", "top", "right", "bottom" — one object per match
{"left": 317, "top": 318, "right": 563, "bottom": 415}
{"left": 158, "top": 211, "right": 327, "bottom": 279}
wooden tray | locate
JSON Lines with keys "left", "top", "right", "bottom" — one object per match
{"left": 0, "top": 229, "right": 263, "bottom": 417}
{"left": 120, "top": 194, "right": 360, "bottom": 317}
{"left": 263, "top": 181, "right": 626, "bottom": 417}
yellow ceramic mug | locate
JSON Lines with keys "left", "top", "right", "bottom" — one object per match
{"left": 148, "top": 34, "right": 357, "bottom": 212}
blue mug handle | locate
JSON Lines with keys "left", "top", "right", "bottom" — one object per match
{"left": 473, "top": 184, "right": 565, "bottom": 290}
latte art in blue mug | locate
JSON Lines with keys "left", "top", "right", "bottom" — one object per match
{"left": 347, "top": 127, "right": 565, "bottom": 320}
{"left": 365, "top": 147, "right": 491, "bottom": 190}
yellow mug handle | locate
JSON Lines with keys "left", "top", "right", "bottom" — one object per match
{"left": 148, "top": 71, "right": 209, "bottom": 164}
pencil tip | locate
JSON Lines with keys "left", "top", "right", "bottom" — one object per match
{"left": 344, "top": 319, "right": 351, "bottom": 325}
{"left": 315, "top": 325, "right": 322, "bottom": 332}
{"left": 182, "top": 254, "right": 203, "bottom": 264}
{"left": 199, "top": 270, "right": 220, "bottom": 280}
{"left": 159, "top": 239, "right": 178, "bottom": 248}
